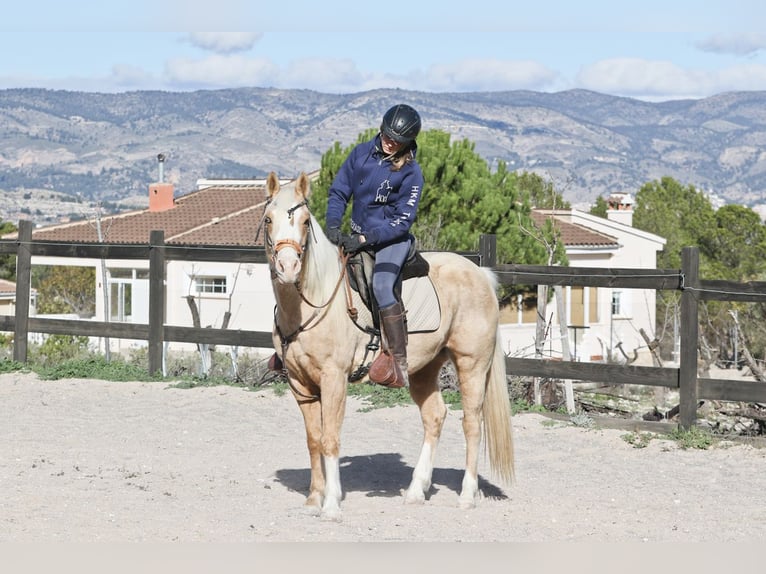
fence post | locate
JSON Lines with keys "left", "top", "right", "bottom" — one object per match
{"left": 13, "top": 220, "right": 33, "bottom": 363}
{"left": 148, "top": 230, "right": 166, "bottom": 375}
{"left": 679, "top": 246, "right": 700, "bottom": 429}
{"left": 478, "top": 234, "right": 496, "bottom": 267}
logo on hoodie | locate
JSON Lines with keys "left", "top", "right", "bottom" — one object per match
{"left": 374, "top": 180, "right": 393, "bottom": 203}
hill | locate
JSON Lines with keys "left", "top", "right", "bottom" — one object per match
{"left": 1, "top": 87, "right": 765, "bottom": 223}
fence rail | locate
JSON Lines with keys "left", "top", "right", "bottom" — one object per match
{"left": 3, "top": 220, "right": 766, "bottom": 429}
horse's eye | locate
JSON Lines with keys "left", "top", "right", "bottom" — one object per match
{"left": 265, "top": 216, "right": 272, "bottom": 224}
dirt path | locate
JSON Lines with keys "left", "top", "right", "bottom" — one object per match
{"left": 1, "top": 371, "right": 765, "bottom": 543}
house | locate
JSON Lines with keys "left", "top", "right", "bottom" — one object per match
{"left": 499, "top": 193, "right": 667, "bottom": 365}
{"left": 0, "top": 279, "right": 37, "bottom": 317}
{"left": 20, "top": 171, "right": 284, "bottom": 355}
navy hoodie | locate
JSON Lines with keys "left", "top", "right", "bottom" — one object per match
{"left": 325, "top": 135, "right": 424, "bottom": 246}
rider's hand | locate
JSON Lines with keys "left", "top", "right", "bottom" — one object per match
{"left": 341, "top": 234, "right": 367, "bottom": 254}
{"left": 326, "top": 227, "right": 342, "bottom": 245}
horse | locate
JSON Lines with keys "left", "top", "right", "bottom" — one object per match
{"left": 263, "top": 171, "right": 514, "bottom": 521}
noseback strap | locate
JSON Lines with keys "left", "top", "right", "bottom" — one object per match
{"left": 274, "top": 238, "right": 303, "bottom": 256}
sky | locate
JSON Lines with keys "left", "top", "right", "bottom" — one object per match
{"left": 1, "top": 1, "right": 766, "bottom": 101}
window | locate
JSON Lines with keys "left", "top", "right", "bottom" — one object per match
{"left": 612, "top": 291, "right": 622, "bottom": 316}
{"left": 194, "top": 276, "right": 227, "bottom": 294}
{"left": 569, "top": 286, "right": 599, "bottom": 325}
{"left": 106, "top": 267, "right": 149, "bottom": 323}
{"left": 110, "top": 282, "right": 132, "bottom": 322}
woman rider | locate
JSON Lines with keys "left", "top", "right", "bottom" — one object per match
{"left": 325, "top": 103, "right": 424, "bottom": 389}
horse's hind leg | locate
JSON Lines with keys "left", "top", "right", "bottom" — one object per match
{"left": 404, "top": 360, "right": 448, "bottom": 505}
{"left": 453, "top": 354, "right": 488, "bottom": 509}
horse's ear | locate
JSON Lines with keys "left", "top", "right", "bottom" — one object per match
{"left": 295, "top": 172, "right": 312, "bottom": 201}
{"left": 266, "top": 172, "right": 280, "bottom": 199}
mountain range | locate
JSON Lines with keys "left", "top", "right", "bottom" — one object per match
{"left": 1, "top": 87, "right": 765, "bottom": 224}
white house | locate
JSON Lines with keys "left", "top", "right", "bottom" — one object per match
{"left": 0, "top": 279, "right": 37, "bottom": 317}
{"left": 499, "top": 193, "right": 667, "bottom": 365}
{"left": 20, "top": 175, "right": 281, "bottom": 356}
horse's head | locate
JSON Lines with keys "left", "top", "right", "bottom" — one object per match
{"left": 263, "top": 172, "right": 315, "bottom": 285}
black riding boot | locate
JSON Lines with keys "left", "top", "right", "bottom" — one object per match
{"left": 369, "top": 301, "right": 409, "bottom": 388}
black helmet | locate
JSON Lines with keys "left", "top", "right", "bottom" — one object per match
{"left": 380, "top": 104, "right": 421, "bottom": 145}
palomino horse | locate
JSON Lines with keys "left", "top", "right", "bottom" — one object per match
{"left": 263, "top": 172, "right": 514, "bottom": 520}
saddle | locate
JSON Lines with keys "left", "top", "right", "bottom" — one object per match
{"left": 346, "top": 242, "right": 430, "bottom": 329}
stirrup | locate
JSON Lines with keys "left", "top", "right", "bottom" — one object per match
{"left": 268, "top": 352, "right": 283, "bottom": 372}
{"left": 369, "top": 352, "right": 408, "bottom": 388}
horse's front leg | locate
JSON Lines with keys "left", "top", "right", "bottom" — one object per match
{"left": 405, "top": 364, "right": 447, "bottom": 505}
{"left": 295, "top": 392, "right": 325, "bottom": 515}
{"left": 316, "top": 377, "right": 347, "bottom": 521}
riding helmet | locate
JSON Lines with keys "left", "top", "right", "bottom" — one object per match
{"left": 380, "top": 104, "right": 421, "bottom": 145}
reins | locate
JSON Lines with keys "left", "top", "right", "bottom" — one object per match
{"left": 272, "top": 251, "right": 354, "bottom": 403}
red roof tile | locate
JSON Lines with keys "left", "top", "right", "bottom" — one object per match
{"left": 28, "top": 183, "right": 270, "bottom": 247}
{"left": 531, "top": 210, "right": 618, "bottom": 248}
{"left": 0, "top": 279, "right": 17, "bottom": 294}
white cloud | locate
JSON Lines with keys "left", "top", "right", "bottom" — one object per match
{"left": 159, "top": 54, "right": 561, "bottom": 94}
{"left": 280, "top": 59, "right": 365, "bottom": 92}
{"left": 45, "top": 49, "right": 766, "bottom": 98}
{"left": 185, "top": 32, "right": 263, "bottom": 54}
{"left": 164, "top": 55, "right": 278, "bottom": 88}
{"left": 709, "top": 63, "right": 766, "bottom": 92}
{"left": 576, "top": 57, "right": 766, "bottom": 100}
{"left": 111, "top": 64, "right": 157, "bottom": 88}
{"left": 576, "top": 58, "right": 712, "bottom": 99}
{"left": 421, "top": 59, "right": 558, "bottom": 92}
{"left": 697, "top": 33, "right": 766, "bottom": 56}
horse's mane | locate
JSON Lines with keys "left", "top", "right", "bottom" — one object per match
{"left": 301, "top": 213, "right": 343, "bottom": 303}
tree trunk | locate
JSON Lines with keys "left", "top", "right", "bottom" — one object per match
{"left": 533, "top": 284, "right": 548, "bottom": 405}
{"left": 185, "top": 295, "right": 211, "bottom": 376}
{"left": 554, "top": 285, "right": 575, "bottom": 414}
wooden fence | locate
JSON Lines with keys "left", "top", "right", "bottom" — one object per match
{"left": 2, "top": 220, "right": 766, "bottom": 430}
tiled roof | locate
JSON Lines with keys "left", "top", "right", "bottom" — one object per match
{"left": 27, "top": 183, "right": 270, "bottom": 247}
{"left": 531, "top": 210, "right": 618, "bottom": 248}
{"left": 15, "top": 183, "right": 617, "bottom": 251}
{"left": 0, "top": 279, "right": 17, "bottom": 295}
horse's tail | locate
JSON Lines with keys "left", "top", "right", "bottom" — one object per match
{"left": 483, "top": 326, "right": 515, "bottom": 485}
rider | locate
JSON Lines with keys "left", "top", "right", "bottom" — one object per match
{"left": 325, "top": 103, "right": 424, "bottom": 389}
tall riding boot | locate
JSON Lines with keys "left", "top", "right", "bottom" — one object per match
{"left": 369, "top": 301, "right": 409, "bottom": 388}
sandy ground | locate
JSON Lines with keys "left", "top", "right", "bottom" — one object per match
{"left": 1, "top": 370, "right": 765, "bottom": 545}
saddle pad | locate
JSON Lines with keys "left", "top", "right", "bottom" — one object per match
{"left": 351, "top": 275, "right": 441, "bottom": 333}
{"left": 402, "top": 275, "right": 441, "bottom": 333}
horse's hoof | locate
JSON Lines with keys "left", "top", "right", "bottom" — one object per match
{"left": 458, "top": 495, "right": 478, "bottom": 510}
{"left": 320, "top": 507, "right": 343, "bottom": 522}
{"left": 404, "top": 488, "right": 426, "bottom": 505}
{"left": 302, "top": 504, "right": 321, "bottom": 517}
{"left": 304, "top": 494, "right": 323, "bottom": 516}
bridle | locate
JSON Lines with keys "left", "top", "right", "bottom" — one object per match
{"left": 259, "top": 198, "right": 310, "bottom": 267}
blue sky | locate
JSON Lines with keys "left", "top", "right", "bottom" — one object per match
{"left": 2, "top": 1, "right": 765, "bottom": 101}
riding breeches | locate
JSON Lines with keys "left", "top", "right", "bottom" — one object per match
{"left": 371, "top": 238, "right": 411, "bottom": 309}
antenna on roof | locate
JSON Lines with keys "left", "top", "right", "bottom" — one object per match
{"left": 157, "top": 153, "right": 166, "bottom": 183}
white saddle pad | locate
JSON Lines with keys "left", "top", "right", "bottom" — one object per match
{"left": 351, "top": 275, "right": 441, "bottom": 333}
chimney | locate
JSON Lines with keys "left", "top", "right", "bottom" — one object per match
{"left": 157, "top": 153, "right": 166, "bottom": 183}
{"left": 606, "top": 192, "right": 633, "bottom": 227}
{"left": 149, "top": 153, "right": 174, "bottom": 212}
